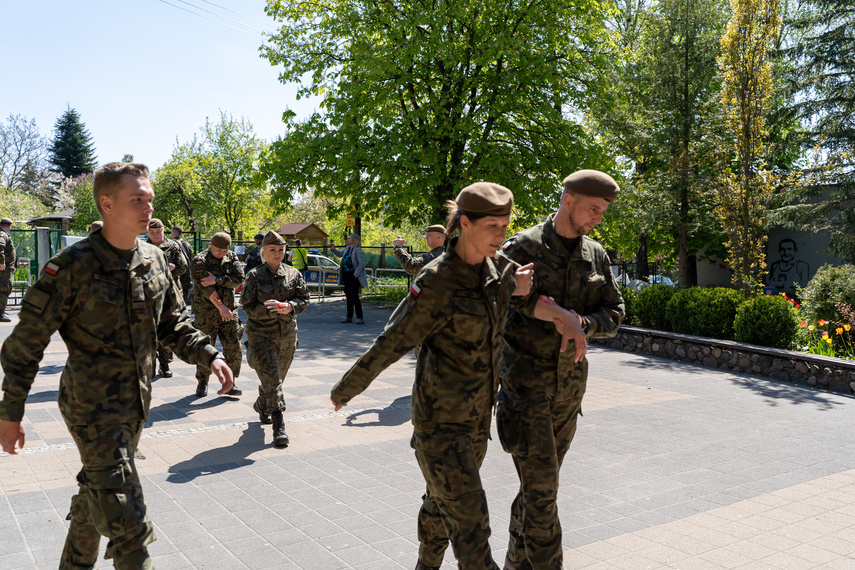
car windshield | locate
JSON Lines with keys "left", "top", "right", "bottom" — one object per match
{"left": 320, "top": 258, "right": 338, "bottom": 268}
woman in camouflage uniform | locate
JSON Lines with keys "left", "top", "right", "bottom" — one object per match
{"left": 241, "top": 231, "right": 310, "bottom": 448}
{"left": 331, "top": 183, "right": 535, "bottom": 570}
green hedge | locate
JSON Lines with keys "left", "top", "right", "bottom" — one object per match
{"left": 636, "top": 284, "right": 675, "bottom": 331}
{"left": 798, "top": 263, "right": 855, "bottom": 324}
{"left": 734, "top": 295, "right": 799, "bottom": 349}
{"left": 619, "top": 285, "right": 640, "bottom": 326}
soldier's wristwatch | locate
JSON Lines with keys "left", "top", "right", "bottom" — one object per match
{"left": 581, "top": 318, "right": 589, "bottom": 335}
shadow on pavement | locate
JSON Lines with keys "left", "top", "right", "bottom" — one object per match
{"left": 165, "top": 423, "right": 267, "bottom": 482}
{"left": 344, "top": 395, "right": 412, "bottom": 428}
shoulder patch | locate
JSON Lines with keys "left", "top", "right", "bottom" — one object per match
{"left": 44, "top": 262, "right": 60, "bottom": 276}
{"left": 410, "top": 283, "right": 421, "bottom": 298}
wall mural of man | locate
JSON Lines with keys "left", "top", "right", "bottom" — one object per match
{"left": 769, "top": 238, "right": 810, "bottom": 294}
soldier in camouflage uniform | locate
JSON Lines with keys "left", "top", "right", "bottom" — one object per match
{"left": 170, "top": 225, "right": 194, "bottom": 306}
{"left": 241, "top": 231, "right": 310, "bottom": 447}
{"left": 0, "top": 162, "right": 234, "bottom": 570}
{"left": 332, "top": 183, "right": 536, "bottom": 570}
{"left": 244, "top": 232, "right": 264, "bottom": 274}
{"left": 191, "top": 232, "right": 245, "bottom": 397}
{"left": 0, "top": 217, "right": 17, "bottom": 322}
{"left": 496, "top": 170, "right": 625, "bottom": 570}
{"left": 393, "top": 224, "right": 446, "bottom": 275}
{"left": 146, "top": 218, "right": 188, "bottom": 378}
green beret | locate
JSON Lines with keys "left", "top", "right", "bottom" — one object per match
{"left": 456, "top": 182, "right": 513, "bottom": 216}
{"left": 210, "top": 232, "right": 231, "bottom": 249}
{"left": 261, "top": 230, "right": 285, "bottom": 247}
{"left": 425, "top": 224, "right": 446, "bottom": 234}
{"left": 563, "top": 170, "right": 620, "bottom": 201}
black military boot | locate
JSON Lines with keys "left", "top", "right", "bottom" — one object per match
{"left": 415, "top": 563, "right": 440, "bottom": 570}
{"left": 271, "top": 410, "right": 289, "bottom": 448}
{"left": 159, "top": 361, "right": 173, "bottom": 378}
{"left": 503, "top": 553, "right": 533, "bottom": 570}
{"left": 226, "top": 380, "right": 242, "bottom": 396}
{"left": 195, "top": 381, "right": 208, "bottom": 397}
{"left": 253, "top": 397, "right": 272, "bottom": 424}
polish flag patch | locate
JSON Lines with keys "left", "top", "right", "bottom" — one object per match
{"left": 45, "top": 262, "right": 59, "bottom": 276}
{"left": 410, "top": 283, "right": 421, "bottom": 297}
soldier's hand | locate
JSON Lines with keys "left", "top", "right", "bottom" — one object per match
{"left": 217, "top": 305, "right": 233, "bottom": 322}
{"left": 168, "top": 263, "right": 175, "bottom": 271}
{"left": 393, "top": 237, "right": 405, "bottom": 247}
{"left": 512, "top": 263, "right": 535, "bottom": 296}
{"left": 201, "top": 271, "right": 217, "bottom": 287}
{"left": 0, "top": 420, "right": 25, "bottom": 454}
{"left": 568, "top": 309, "right": 587, "bottom": 363}
{"left": 211, "top": 360, "right": 234, "bottom": 395}
{"left": 331, "top": 397, "right": 346, "bottom": 412}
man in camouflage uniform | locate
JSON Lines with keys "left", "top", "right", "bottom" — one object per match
{"left": 170, "top": 225, "right": 194, "bottom": 306}
{"left": 191, "top": 232, "right": 245, "bottom": 397}
{"left": 0, "top": 217, "right": 17, "bottom": 322}
{"left": 497, "top": 170, "right": 625, "bottom": 570}
{"left": 244, "top": 233, "right": 264, "bottom": 274}
{"left": 146, "top": 218, "right": 187, "bottom": 377}
{"left": 241, "top": 231, "right": 310, "bottom": 447}
{"left": 0, "top": 162, "right": 234, "bottom": 570}
{"left": 332, "top": 183, "right": 537, "bottom": 570}
{"left": 393, "top": 224, "right": 446, "bottom": 275}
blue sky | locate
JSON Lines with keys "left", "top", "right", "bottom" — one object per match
{"left": 1, "top": 0, "right": 318, "bottom": 170}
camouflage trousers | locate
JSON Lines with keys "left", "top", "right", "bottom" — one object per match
{"left": 156, "top": 343, "right": 173, "bottom": 367}
{"left": 497, "top": 379, "right": 586, "bottom": 570}
{"left": 194, "top": 310, "right": 243, "bottom": 384}
{"left": 411, "top": 417, "right": 500, "bottom": 570}
{"left": 60, "top": 421, "right": 154, "bottom": 570}
{"left": 0, "top": 272, "right": 12, "bottom": 315}
{"left": 246, "top": 329, "right": 297, "bottom": 412}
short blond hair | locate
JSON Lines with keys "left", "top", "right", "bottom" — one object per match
{"left": 93, "top": 162, "right": 150, "bottom": 216}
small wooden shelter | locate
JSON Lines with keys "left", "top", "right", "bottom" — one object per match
{"left": 275, "top": 222, "right": 328, "bottom": 245}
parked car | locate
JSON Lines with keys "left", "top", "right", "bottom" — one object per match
{"left": 652, "top": 275, "right": 675, "bottom": 286}
{"left": 303, "top": 253, "right": 341, "bottom": 290}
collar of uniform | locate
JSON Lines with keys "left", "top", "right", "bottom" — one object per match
{"left": 206, "top": 249, "right": 226, "bottom": 264}
{"left": 542, "top": 213, "right": 593, "bottom": 264}
{"left": 90, "top": 231, "right": 152, "bottom": 272}
{"left": 260, "top": 262, "right": 290, "bottom": 277}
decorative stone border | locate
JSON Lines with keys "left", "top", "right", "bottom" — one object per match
{"left": 592, "top": 325, "right": 855, "bottom": 395}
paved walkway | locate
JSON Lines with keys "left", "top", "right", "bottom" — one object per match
{"left": 2, "top": 298, "right": 855, "bottom": 569}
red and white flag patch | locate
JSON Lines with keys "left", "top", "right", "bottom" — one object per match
{"left": 45, "top": 262, "right": 59, "bottom": 276}
{"left": 410, "top": 283, "right": 421, "bottom": 297}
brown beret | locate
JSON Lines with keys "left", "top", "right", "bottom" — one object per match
{"left": 262, "top": 230, "right": 285, "bottom": 247}
{"left": 148, "top": 218, "right": 163, "bottom": 229}
{"left": 88, "top": 220, "right": 104, "bottom": 234}
{"left": 171, "top": 225, "right": 183, "bottom": 234}
{"left": 563, "top": 170, "right": 620, "bottom": 201}
{"left": 456, "top": 182, "right": 513, "bottom": 216}
{"left": 0, "top": 218, "right": 12, "bottom": 225}
{"left": 425, "top": 224, "right": 446, "bottom": 234}
{"left": 210, "top": 232, "right": 231, "bottom": 249}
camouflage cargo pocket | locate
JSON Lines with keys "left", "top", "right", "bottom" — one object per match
{"left": 0, "top": 279, "right": 12, "bottom": 295}
{"left": 496, "top": 398, "right": 532, "bottom": 457}
{"left": 77, "top": 464, "right": 140, "bottom": 538}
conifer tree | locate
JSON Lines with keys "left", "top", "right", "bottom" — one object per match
{"left": 48, "top": 106, "right": 97, "bottom": 178}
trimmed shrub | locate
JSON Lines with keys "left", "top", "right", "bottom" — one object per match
{"left": 636, "top": 284, "right": 675, "bottom": 331}
{"left": 666, "top": 287, "right": 711, "bottom": 334}
{"left": 697, "top": 287, "right": 745, "bottom": 340}
{"left": 619, "top": 285, "right": 640, "bottom": 326}
{"left": 798, "top": 263, "right": 855, "bottom": 324}
{"left": 734, "top": 295, "right": 799, "bottom": 349}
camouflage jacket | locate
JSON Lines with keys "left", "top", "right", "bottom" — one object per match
{"left": 394, "top": 245, "right": 445, "bottom": 275}
{"left": 245, "top": 246, "right": 263, "bottom": 274}
{"left": 0, "top": 229, "right": 16, "bottom": 274}
{"left": 0, "top": 231, "right": 218, "bottom": 424}
{"left": 498, "top": 214, "right": 624, "bottom": 397}
{"left": 241, "top": 262, "right": 310, "bottom": 337}
{"left": 191, "top": 249, "right": 244, "bottom": 314}
{"left": 332, "top": 238, "right": 520, "bottom": 434}
{"left": 147, "top": 237, "right": 187, "bottom": 294}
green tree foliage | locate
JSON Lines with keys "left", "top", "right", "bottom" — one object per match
{"left": 0, "top": 114, "right": 59, "bottom": 207}
{"left": 797, "top": 264, "right": 855, "bottom": 325}
{"left": 152, "top": 112, "right": 271, "bottom": 237}
{"left": 260, "top": 0, "right": 614, "bottom": 226}
{"left": 64, "top": 174, "right": 98, "bottom": 230}
{"left": 47, "top": 107, "right": 97, "bottom": 179}
{"left": 715, "top": 0, "right": 780, "bottom": 294}
{"left": 769, "top": 0, "right": 855, "bottom": 261}
{"left": 593, "top": 0, "right": 729, "bottom": 284}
